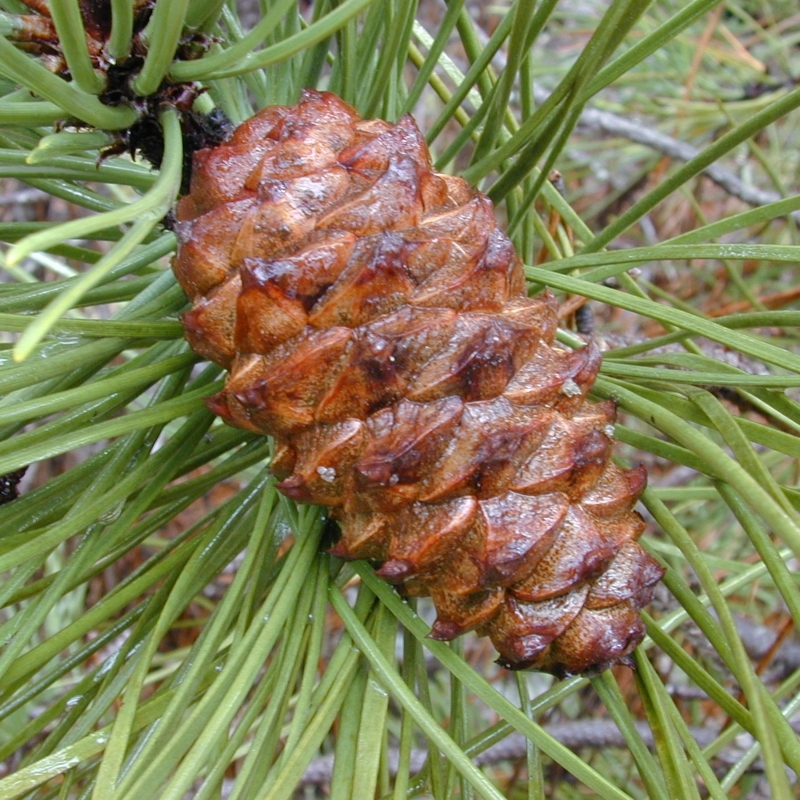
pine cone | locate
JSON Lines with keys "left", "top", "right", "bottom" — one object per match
{"left": 172, "top": 90, "right": 663, "bottom": 675}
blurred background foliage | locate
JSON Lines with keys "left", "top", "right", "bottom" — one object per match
{"left": 0, "top": 1, "right": 799, "bottom": 798}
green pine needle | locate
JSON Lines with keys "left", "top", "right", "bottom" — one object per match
{"left": 0, "top": 2, "right": 798, "bottom": 798}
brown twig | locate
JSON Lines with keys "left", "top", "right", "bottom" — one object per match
{"left": 707, "top": 285, "right": 800, "bottom": 316}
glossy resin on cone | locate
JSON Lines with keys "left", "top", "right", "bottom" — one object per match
{"left": 173, "top": 90, "right": 663, "bottom": 675}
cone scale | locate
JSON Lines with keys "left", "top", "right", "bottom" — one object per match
{"left": 173, "top": 90, "right": 663, "bottom": 675}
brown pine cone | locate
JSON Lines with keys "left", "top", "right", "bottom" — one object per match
{"left": 172, "top": 90, "right": 663, "bottom": 675}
